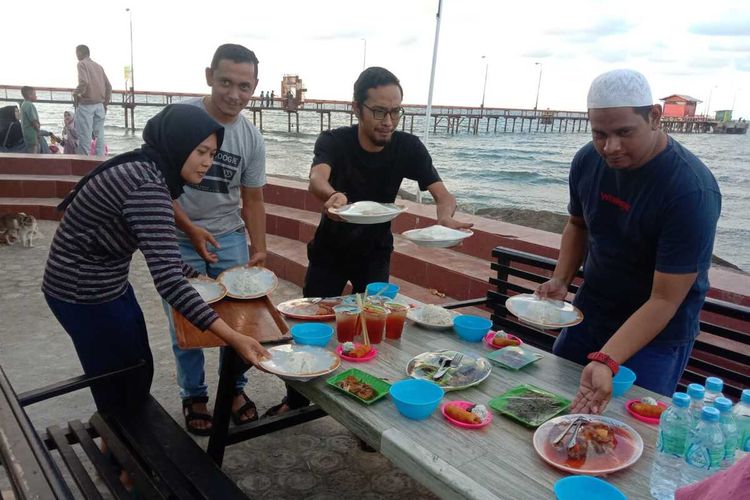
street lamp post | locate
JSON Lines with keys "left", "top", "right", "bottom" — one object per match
{"left": 126, "top": 8, "right": 134, "bottom": 92}
{"left": 480, "top": 55, "right": 488, "bottom": 113}
{"left": 361, "top": 38, "right": 367, "bottom": 70}
{"left": 534, "top": 62, "right": 543, "bottom": 112}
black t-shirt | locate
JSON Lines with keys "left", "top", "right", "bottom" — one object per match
{"left": 309, "top": 125, "right": 441, "bottom": 258}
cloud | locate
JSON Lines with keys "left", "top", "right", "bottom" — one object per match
{"left": 398, "top": 36, "right": 418, "bottom": 47}
{"left": 310, "top": 30, "right": 365, "bottom": 41}
{"left": 691, "top": 56, "right": 731, "bottom": 69}
{"left": 736, "top": 58, "right": 750, "bottom": 71}
{"left": 690, "top": 15, "right": 750, "bottom": 36}
{"left": 522, "top": 49, "right": 553, "bottom": 58}
{"left": 546, "top": 18, "right": 635, "bottom": 43}
{"left": 709, "top": 40, "right": 750, "bottom": 52}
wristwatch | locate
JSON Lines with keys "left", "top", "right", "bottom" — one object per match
{"left": 587, "top": 352, "right": 620, "bottom": 375}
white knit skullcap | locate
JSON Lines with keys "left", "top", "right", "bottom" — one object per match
{"left": 587, "top": 69, "right": 653, "bottom": 109}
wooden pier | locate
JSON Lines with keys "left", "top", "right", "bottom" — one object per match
{"left": 1, "top": 84, "right": 591, "bottom": 135}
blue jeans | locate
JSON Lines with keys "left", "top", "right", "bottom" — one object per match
{"left": 75, "top": 103, "right": 106, "bottom": 156}
{"left": 45, "top": 285, "right": 153, "bottom": 413}
{"left": 553, "top": 326, "right": 694, "bottom": 396}
{"left": 163, "top": 229, "right": 250, "bottom": 400}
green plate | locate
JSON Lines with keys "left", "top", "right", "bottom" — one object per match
{"left": 488, "top": 384, "right": 571, "bottom": 428}
{"left": 326, "top": 368, "right": 391, "bottom": 405}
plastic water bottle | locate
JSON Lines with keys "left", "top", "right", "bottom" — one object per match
{"left": 682, "top": 406, "right": 725, "bottom": 486}
{"left": 650, "top": 392, "right": 691, "bottom": 500}
{"left": 704, "top": 377, "right": 724, "bottom": 406}
{"left": 733, "top": 389, "right": 750, "bottom": 459}
{"left": 713, "top": 397, "right": 737, "bottom": 470}
{"left": 687, "top": 383, "right": 705, "bottom": 423}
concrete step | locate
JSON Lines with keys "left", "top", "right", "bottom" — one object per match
{"left": 0, "top": 174, "right": 79, "bottom": 199}
{"left": 0, "top": 197, "right": 64, "bottom": 220}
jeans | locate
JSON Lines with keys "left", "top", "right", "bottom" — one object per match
{"left": 45, "top": 285, "right": 154, "bottom": 414}
{"left": 75, "top": 103, "right": 106, "bottom": 156}
{"left": 553, "top": 325, "right": 694, "bottom": 396}
{"left": 162, "top": 229, "right": 250, "bottom": 400}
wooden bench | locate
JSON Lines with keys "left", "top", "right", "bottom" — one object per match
{"left": 0, "top": 361, "right": 250, "bottom": 499}
{"left": 480, "top": 246, "right": 750, "bottom": 400}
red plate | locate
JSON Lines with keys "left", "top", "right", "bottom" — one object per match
{"left": 441, "top": 401, "right": 492, "bottom": 429}
{"left": 277, "top": 298, "right": 339, "bottom": 321}
{"left": 335, "top": 343, "right": 378, "bottom": 362}
{"left": 625, "top": 400, "right": 668, "bottom": 425}
{"left": 482, "top": 331, "right": 524, "bottom": 350}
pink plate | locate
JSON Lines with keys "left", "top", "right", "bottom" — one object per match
{"left": 336, "top": 343, "right": 378, "bottom": 362}
{"left": 626, "top": 400, "right": 668, "bottom": 425}
{"left": 482, "top": 331, "right": 524, "bottom": 350}
{"left": 441, "top": 401, "right": 492, "bottom": 429}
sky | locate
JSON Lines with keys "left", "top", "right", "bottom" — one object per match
{"left": 3, "top": 0, "right": 750, "bottom": 117}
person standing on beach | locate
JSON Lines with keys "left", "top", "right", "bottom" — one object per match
{"left": 537, "top": 69, "right": 721, "bottom": 411}
{"left": 72, "top": 44, "right": 111, "bottom": 156}
{"left": 162, "top": 43, "right": 269, "bottom": 435}
{"left": 264, "top": 67, "right": 472, "bottom": 417}
{"left": 20, "top": 86, "right": 40, "bottom": 153}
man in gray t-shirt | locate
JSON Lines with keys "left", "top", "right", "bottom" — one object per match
{"left": 162, "top": 44, "right": 268, "bottom": 436}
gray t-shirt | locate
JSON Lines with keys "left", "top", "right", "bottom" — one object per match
{"left": 177, "top": 97, "right": 266, "bottom": 237}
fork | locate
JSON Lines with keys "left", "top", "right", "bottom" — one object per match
{"left": 433, "top": 352, "right": 463, "bottom": 380}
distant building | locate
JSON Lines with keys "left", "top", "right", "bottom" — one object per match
{"left": 659, "top": 95, "right": 702, "bottom": 118}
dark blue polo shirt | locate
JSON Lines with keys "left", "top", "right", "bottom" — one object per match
{"left": 566, "top": 136, "right": 721, "bottom": 346}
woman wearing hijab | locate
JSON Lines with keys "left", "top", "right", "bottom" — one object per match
{"left": 61, "top": 110, "right": 79, "bottom": 154}
{"left": 0, "top": 105, "right": 26, "bottom": 152}
{"left": 42, "top": 104, "right": 269, "bottom": 415}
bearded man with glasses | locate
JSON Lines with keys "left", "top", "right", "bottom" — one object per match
{"left": 305, "top": 66, "right": 472, "bottom": 298}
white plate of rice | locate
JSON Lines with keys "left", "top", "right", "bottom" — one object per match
{"left": 259, "top": 344, "right": 341, "bottom": 381}
{"left": 505, "top": 293, "right": 583, "bottom": 329}
{"left": 401, "top": 225, "right": 473, "bottom": 248}
{"left": 217, "top": 266, "right": 278, "bottom": 299}
{"left": 329, "top": 201, "right": 407, "bottom": 225}
{"left": 407, "top": 304, "right": 459, "bottom": 330}
{"left": 187, "top": 277, "right": 227, "bottom": 304}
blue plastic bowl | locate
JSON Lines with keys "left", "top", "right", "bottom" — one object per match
{"left": 366, "top": 282, "right": 400, "bottom": 299}
{"left": 389, "top": 379, "right": 444, "bottom": 420}
{"left": 290, "top": 323, "right": 334, "bottom": 346}
{"left": 612, "top": 366, "right": 637, "bottom": 397}
{"left": 453, "top": 315, "right": 493, "bottom": 342}
{"left": 554, "top": 475, "right": 626, "bottom": 500}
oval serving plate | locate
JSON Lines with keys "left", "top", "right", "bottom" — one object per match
{"left": 401, "top": 225, "right": 473, "bottom": 248}
{"left": 277, "top": 297, "right": 341, "bottom": 321}
{"left": 218, "top": 265, "right": 278, "bottom": 299}
{"left": 188, "top": 277, "right": 227, "bottom": 304}
{"left": 406, "top": 350, "right": 492, "bottom": 391}
{"left": 258, "top": 344, "right": 340, "bottom": 382}
{"left": 441, "top": 400, "right": 493, "bottom": 429}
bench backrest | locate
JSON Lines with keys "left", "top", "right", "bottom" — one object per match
{"left": 488, "top": 246, "right": 750, "bottom": 400}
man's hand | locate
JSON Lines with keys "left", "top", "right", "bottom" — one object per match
{"left": 325, "top": 192, "right": 348, "bottom": 222}
{"left": 438, "top": 217, "right": 473, "bottom": 231}
{"left": 230, "top": 335, "right": 271, "bottom": 366}
{"left": 535, "top": 277, "right": 569, "bottom": 301}
{"left": 247, "top": 251, "right": 267, "bottom": 268}
{"left": 187, "top": 226, "right": 220, "bottom": 263}
{"left": 571, "top": 362, "right": 613, "bottom": 414}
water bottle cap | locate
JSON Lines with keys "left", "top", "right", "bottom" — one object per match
{"left": 701, "top": 406, "right": 720, "bottom": 422}
{"left": 742, "top": 389, "right": 750, "bottom": 405}
{"left": 687, "top": 383, "right": 705, "bottom": 399}
{"left": 714, "top": 397, "right": 733, "bottom": 413}
{"left": 672, "top": 392, "right": 690, "bottom": 408}
{"left": 705, "top": 377, "right": 723, "bottom": 392}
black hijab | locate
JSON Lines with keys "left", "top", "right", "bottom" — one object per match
{"left": 0, "top": 105, "right": 17, "bottom": 123}
{"left": 58, "top": 104, "right": 224, "bottom": 210}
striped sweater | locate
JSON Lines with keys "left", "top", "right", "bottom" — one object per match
{"left": 42, "top": 160, "right": 219, "bottom": 331}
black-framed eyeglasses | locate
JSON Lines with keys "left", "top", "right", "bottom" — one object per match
{"left": 361, "top": 103, "right": 405, "bottom": 121}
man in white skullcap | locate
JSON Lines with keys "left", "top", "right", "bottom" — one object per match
{"left": 537, "top": 69, "right": 722, "bottom": 413}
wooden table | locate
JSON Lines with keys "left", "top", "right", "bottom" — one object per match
{"left": 283, "top": 315, "right": 659, "bottom": 499}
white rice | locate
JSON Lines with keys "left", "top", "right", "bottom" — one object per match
{"left": 420, "top": 304, "right": 453, "bottom": 326}
{"left": 284, "top": 352, "right": 317, "bottom": 374}
{"left": 234, "top": 271, "right": 263, "bottom": 295}
{"left": 524, "top": 300, "right": 565, "bottom": 324}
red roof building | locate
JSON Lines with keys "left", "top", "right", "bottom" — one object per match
{"left": 660, "top": 95, "right": 702, "bottom": 118}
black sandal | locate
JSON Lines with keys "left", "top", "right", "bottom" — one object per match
{"left": 231, "top": 391, "right": 258, "bottom": 425}
{"left": 182, "top": 396, "right": 213, "bottom": 436}
{"left": 262, "top": 396, "right": 289, "bottom": 418}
